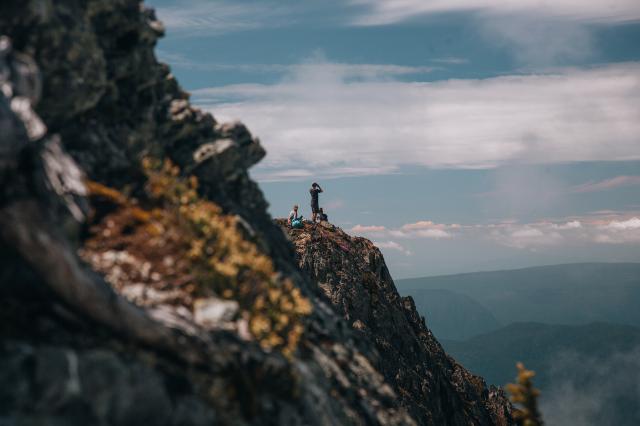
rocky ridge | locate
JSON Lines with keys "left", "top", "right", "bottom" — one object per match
{"left": 1, "top": 1, "right": 512, "bottom": 425}
{"left": 281, "top": 221, "right": 512, "bottom": 425}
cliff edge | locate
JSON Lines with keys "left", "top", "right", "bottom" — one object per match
{"left": 280, "top": 220, "right": 512, "bottom": 425}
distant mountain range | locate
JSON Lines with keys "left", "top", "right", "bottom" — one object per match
{"left": 440, "top": 322, "right": 640, "bottom": 387}
{"left": 441, "top": 322, "right": 640, "bottom": 426}
{"left": 397, "top": 263, "right": 640, "bottom": 340}
{"left": 404, "top": 288, "right": 501, "bottom": 340}
{"left": 396, "top": 263, "right": 640, "bottom": 425}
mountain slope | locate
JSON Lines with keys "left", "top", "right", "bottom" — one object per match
{"left": 282, "top": 221, "right": 512, "bottom": 426}
{"left": 407, "top": 289, "right": 501, "bottom": 340}
{"left": 397, "top": 263, "right": 640, "bottom": 329}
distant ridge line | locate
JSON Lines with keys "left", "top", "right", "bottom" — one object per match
{"left": 397, "top": 261, "right": 640, "bottom": 282}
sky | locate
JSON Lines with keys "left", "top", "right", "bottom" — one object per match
{"left": 147, "top": 0, "right": 640, "bottom": 278}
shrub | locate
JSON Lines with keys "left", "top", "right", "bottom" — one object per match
{"left": 81, "top": 158, "right": 311, "bottom": 356}
{"left": 506, "top": 362, "right": 544, "bottom": 426}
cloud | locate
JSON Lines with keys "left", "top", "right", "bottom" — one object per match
{"left": 594, "top": 217, "right": 640, "bottom": 243}
{"left": 605, "top": 217, "right": 640, "bottom": 230}
{"left": 479, "top": 15, "right": 594, "bottom": 67}
{"left": 374, "top": 240, "right": 412, "bottom": 255}
{"left": 349, "top": 1, "right": 637, "bottom": 67}
{"left": 431, "top": 57, "right": 468, "bottom": 65}
{"left": 490, "top": 216, "right": 640, "bottom": 248}
{"left": 414, "top": 229, "right": 452, "bottom": 239}
{"left": 195, "top": 61, "right": 640, "bottom": 181}
{"left": 541, "top": 347, "right": 640, "bottom": 426}
{"left": 396, "top": 221, "right": 454, "bottom": 239}
{"left": 493, "top": 226, "right": 565, "bottom": 249}
{"left": 552, "top": 220, "right": 582, "bottom": 230}
{"left": 401, "top": 220, "right": 440, "bottom": 231}
{"left": 349, "top": 0, "right": 640, "bottom": 25}
{"left": 351, "top": 224, "right": 387, "bottom": 234}
{"left": 354, "top": 220, "right": 456, "bottom": 240}
{"left": 351, "top": 213, "right": 640, "bottom": 254}
{"left": 284, "top": 56, "right": 436, "bottom": 80}
{"left": 158, "top": 50, "right": 436, "bottom": 77}
{"left": 571, "top": 175, "right": 640, "bottom": 193}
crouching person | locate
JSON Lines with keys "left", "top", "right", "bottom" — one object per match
{"left": 288, "top": 205, "right": 303, "bottom": 229}
{"left": 318, "top": 208, "right": 328, "bottom": 222}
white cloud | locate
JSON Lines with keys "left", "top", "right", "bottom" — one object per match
{"left": 374, "top": 240, "right": 412, "bottom": 255}
{"left": 284, "top": 58, "right": 436, "bottom": 80}
{"left": 415, "top": 229, "right": 452, "bottom": 239}
{"left": 479, "top": 15, "right": 594, "bottom": 66}
{"left": 431, "top": 57, "right": 468, "bottom": 65}
{"left": 494, "top": 226, "right": 565, "bottom": 249}
{"left": 396, "top": 221, "right": 454, "bottom": 239}
{"left": 350, "top": 0, "right": 640, "bottom": 25}
{"left": 401, "top": 220, "right": 440, "bottom": 231}
{"left": 349, "top": 0, "right": 639, "bottom": 67}
{"left": 357, "top": 214, "right": 640, "bottom": 251}
{"left": 553, "top": 221, "right": 582, "bottom": 230}
{"left": 355, "top": 220, "right": 456, "bottom": 240}
{"left": 351, "top": 224, "right": 387, "bottom": 234}
{"left": 195, "top": 61, "right": 640, "bottom": 181}
{"left": 158, "top": 50, "right": 436, "bottom": 77}
{"left": 490, "top": 216, "right": 640, "bottom": 248}
{"left": 596, "top": 217, "right": 640, "bottom": 243}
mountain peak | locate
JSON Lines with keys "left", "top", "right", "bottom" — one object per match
{"left": 278, "top": 219, "right": 513, "bottom": 425}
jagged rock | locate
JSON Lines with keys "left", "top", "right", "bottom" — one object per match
{"left": 1, "top": 2, "right": 512, "bottom": 425}
{"left": 280, "top": 220, "right": 513, "bottom": 426}
{"left": 0, "top": 342, "right": 217, "bottom": 426}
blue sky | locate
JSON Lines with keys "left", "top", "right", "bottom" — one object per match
{"left": 147, "top": 0, "right": 640, "bottom": 278}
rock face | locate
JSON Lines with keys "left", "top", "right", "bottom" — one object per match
{"left": 1, "top": 1, "right": 512, "bottom": 425}
{"left": 282, "top": 221, "right": 512, "bottom": 425}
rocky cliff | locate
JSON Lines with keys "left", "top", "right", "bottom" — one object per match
{"left": 281, "top": 221, "right": 512, "bottom": 425}
{"left": 1, "top": 1, "right": 511, "bottom": 425}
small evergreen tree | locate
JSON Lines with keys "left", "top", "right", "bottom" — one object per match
{"left": 506, "top": 362, "right": 544, "bottom": 426}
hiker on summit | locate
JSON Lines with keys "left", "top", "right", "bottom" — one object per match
{"left": 309, "top": 182, "right": 323, "bottom": 222}
{"left": 288, "top": 204, "right": 300, "bottom": 226}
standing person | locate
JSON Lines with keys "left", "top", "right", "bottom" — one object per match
{"left": 288, "top": 204, "right": 299, "bottom": 226}
{"left": 309, "top": 182, "right": 323, "bottom": 222}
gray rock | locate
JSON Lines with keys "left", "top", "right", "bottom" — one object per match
{"left": 282, "top": 220, "right": 513, "bottom": 425}
{"left": 193, "top": 298, "right": 239, "bottom": 329}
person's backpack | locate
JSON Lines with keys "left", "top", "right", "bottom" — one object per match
{"left": 291, "top": 217, "right": 304, "bottom": 229}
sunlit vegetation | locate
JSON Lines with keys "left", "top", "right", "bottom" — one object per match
{"left": 82, "top": 158, "right": 311, "bottom": 356}
{"left": 507, "top": 362, "right": 544, "bottom": 426}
